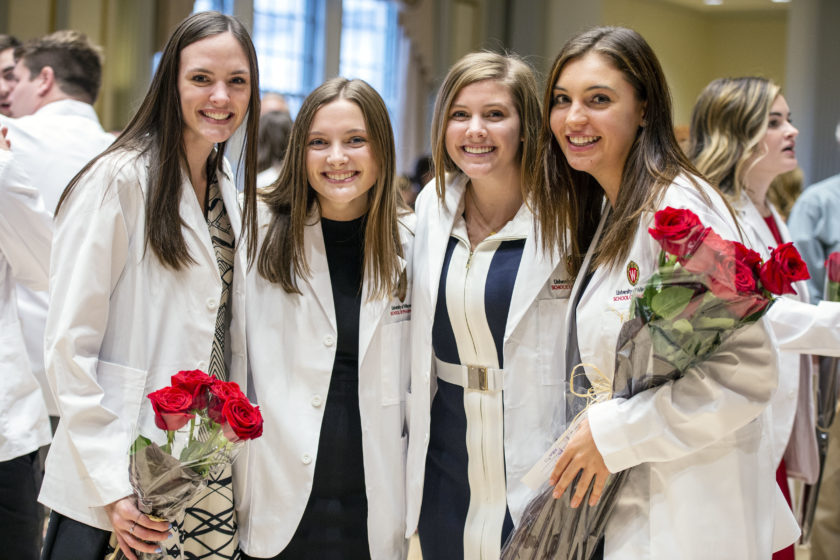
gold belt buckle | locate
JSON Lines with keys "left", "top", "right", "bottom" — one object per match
{"left": 467, "top": 365, "right": 489, "bottom": 391}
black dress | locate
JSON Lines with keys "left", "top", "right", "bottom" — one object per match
{"left": 277, "top": 215, "right": 370, "bottom": 560}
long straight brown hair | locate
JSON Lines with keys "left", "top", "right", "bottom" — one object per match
{"left": 257, "top": 77, "right": 404, "bottom": 300}
{"left": 533, "top": 27, "right": 721, "bottom": 277}
{"left": 56, "top": 11, "right": 260, "bottom": 268}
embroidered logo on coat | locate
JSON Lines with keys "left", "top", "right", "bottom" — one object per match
{"left": 626, "top": 261, "right": 640, "bottom": 286}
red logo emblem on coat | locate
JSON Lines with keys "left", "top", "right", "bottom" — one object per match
{"left": 626, "top": 261, "right": 640, "bottom": 286}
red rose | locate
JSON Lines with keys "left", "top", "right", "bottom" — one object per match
{"left": 760, "top": 242, "right": 811, "bottom": 295}
{"left": 681, "top": 230, "right": 729, "bottom": 275}
{"left": 148, "top": 386, "right": 195, "bottom": 431}
{"left": 733, "top": 242, "right": 762, "bottom": 275}
{"left": 171, "top": 370, "right": 214, "bottom": 411}
{"left": 219, "top": 397, "right": 263, "bottom": 441}
{"left": 707, "top": 250, "right": 738, "bottom": 299}
{"left": 826, "top": 252, "right": 840, "bottom": 283}
{"left": 208, "top": 380, "right": 246, "bottom": 424}
{"left": 648, "top": 207, "right": 707, "bottom": 257}
{"left": 733, "top": 259, "right": 757, "bottom": 293}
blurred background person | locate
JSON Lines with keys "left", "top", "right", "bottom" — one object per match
{"left": 256, "top": 108, "right": 292, "bottom": 189}
{"left": 0, "top": 35, "right": 21, "bottom": 116}
{"left": 0, "top": 124, "right": 53, "bottom": 560}
{"left": 787, "top": 120, "right": 840, "bottom": 560}
{"left": 767, "top": 167, "right": 803, "bottom": 222}
{"left": 260, "top": 91, "right": 289, "bottom": 116}
{"left": 0, "top": 30, "right": 115, "bottom": 429}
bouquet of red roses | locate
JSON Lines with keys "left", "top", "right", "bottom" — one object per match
{"left": 503, "top": 207, "right": 809, "bottom": 560}
{"left": 113, "top": 370, "right": 263, "bottom": 560}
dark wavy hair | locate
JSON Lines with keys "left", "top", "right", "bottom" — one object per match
{"left": 533, "top": 26, "right": 717, "bottom": 276}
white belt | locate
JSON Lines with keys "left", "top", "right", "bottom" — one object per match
{"left": 434, "top": 356, "right": 505, "bottom": 392}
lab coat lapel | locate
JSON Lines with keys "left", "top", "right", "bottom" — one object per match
{"left": 303, "top": 217, "right": 337, "bottom": 332}
{"left": 358, "top": 255, "right": 408, "bottom": 366}
{"left": 504, "top": 220, "right": 561, "bottom": 342}
{"left": 424, "top": 175, "right": 466, "bottom": 313}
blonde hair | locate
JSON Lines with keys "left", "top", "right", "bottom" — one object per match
{"left": 689, "top": 77, "right": 780, "bottom": 200}
{"left": 257, "top": 77, "right": 404, "bottom": 300}
{"left": 430, "top": 51, "right": 540, "bottom": 201}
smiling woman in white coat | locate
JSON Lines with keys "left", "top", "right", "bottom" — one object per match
{"left": 533, "top": 27, "right": 785, "bottom": 559}
{"left": 234, "top": 77, "right": 412, "bottom": 560}
{"left": 404, "top": 52, "right": 572, "bottom": 560}
{"left": 689, "top": 76, "right": 840, "bottom": 559}
{"left": 38, "top": 12, "right": 260, "bottom": 560}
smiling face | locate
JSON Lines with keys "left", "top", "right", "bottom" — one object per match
{"left": 745, "top": 94, "right": 798, "bottom": 186}
{"left": 444, "top": 79, "right": 522, "bottom": 185}
{"left": 549, "top": 52, "right": 645, "bottom": 202}
{"left": 178, "top": 32, "right": 251, "bottom": 157}
{"left": 306, "top": 98, "right": 379, "bottom": 221}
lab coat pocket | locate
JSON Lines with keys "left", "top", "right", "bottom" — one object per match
{"left": 97, "top": 359, "right": 148, "bottom": 431}
{"left": 537, "top": 298, "right": 567, "bottom": 385}
{"left": 380, "top": 321, "right": 410, "bottom": 406}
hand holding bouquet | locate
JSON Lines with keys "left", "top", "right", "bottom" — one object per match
{"left": 112, "top": 370, "right": 263, "bottom": 560}
{"left": 503, "top": 207, "right": 809, "bottom": 560}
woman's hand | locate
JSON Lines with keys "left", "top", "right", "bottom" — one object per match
{"left": 549, "top": 418, "right": 611, "bottom": 508}
{"left": 0, "top": 127, "right": 10, "bottom": 151}
{"left": 104, "top": 496, "right": 171, "bottom": 560}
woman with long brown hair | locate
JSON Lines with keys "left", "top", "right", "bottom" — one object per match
{"left": 235, "top": 77, "right": 412, "bottom": 559}
{"left": 39, "top": 11, "right": 259, "bottom": 560}
{"left": 534, "top": 27, "right": 786, "bottom": 557}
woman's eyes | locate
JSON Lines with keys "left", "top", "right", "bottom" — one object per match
{"left": 348, "top": 136, "right": 367, "bottom": 145}
{"left": 553, "top": 93, "right": 611, "bottom": 106}
{"left": 308, "top": 138, "right": 327, "bottom": 147}
{"left": 451, "top": 110, "right": 469, "bottom": 119}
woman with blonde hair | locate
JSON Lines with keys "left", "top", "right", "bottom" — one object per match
{"left": 535, "top": 27, "right": 785, "bottom": 557}
{"left": 405, "top": 51, "right": 572, "bottom": 559}
{"left": 39, "top": 11, "right": 259, "bottom": 560}
{"left": 689, "top": 76, "right": 816, "bottom": 560}
{"left": 235, "top": 77, "right": 412, "bottom": 559}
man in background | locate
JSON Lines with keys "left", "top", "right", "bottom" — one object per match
{"left": 1, "top": 30, "right": 114, "bottom": 423}
{"left": 0, "top": 34, "right": 21, "bottom": 116}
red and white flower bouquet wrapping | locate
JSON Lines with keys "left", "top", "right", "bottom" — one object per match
{"left": 113, "top": 370, "right": 263, "bottom": 560}
{"left": 502, "top": 207, "right": 809, "bottom": 560}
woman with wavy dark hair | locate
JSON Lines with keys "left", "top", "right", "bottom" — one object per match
{"left": 533, "top": 27, "right": 787, "bottom": 557}
{"left": 40, "top": 11, "right": 259, "bottom": 560}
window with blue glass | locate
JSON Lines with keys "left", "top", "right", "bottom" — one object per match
{"left": 193, "top": 0, "right": 234, "bottom": 14}
{"left": 252, "top": 0, "right": 325, "bottom": 116}
{"left": 339, "top": 0, "right": 400, "bottom": 121}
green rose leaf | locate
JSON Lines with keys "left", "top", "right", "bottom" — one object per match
{"left": 650, "top": 286, "right": 694, "bottom": 319}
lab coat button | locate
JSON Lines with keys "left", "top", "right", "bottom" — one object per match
{"left": 302, "top": 453, "right": 313, "bottom": 465}
{"left": 323, "top": 335, "right": 336, "bottom": 347}
{"left": 311, "top": 395, "right": 323, "bottom": 407}
{"left": 207, "top": 298, "right": 218, "bottom": 311}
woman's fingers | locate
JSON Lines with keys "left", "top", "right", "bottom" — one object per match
{"left": 104, "top": 495, "right": 171, "bottom": 559}
{"left": 549, "top": 418, "right": 610, "bottom": 506}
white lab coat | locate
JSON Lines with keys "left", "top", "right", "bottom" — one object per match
{"left": 0, "top": 150, "right": 51, "bottom": 462}
{"left": 577, "top": 176, "right": 787, "bottom": 558}
{"left": 405, "top": 174, "right": 571, "bottom": 536}
{"left": 1, "top": 100, "right": 115, "bottom": 416}
{"left": 233, "top": 203, "right": 413, "bottom": 559}
{"left": 735, "top": 195, "right": 819, "bottom": 484}
{"left": 38, "top": 149, "right": 247, "bottom": 530}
